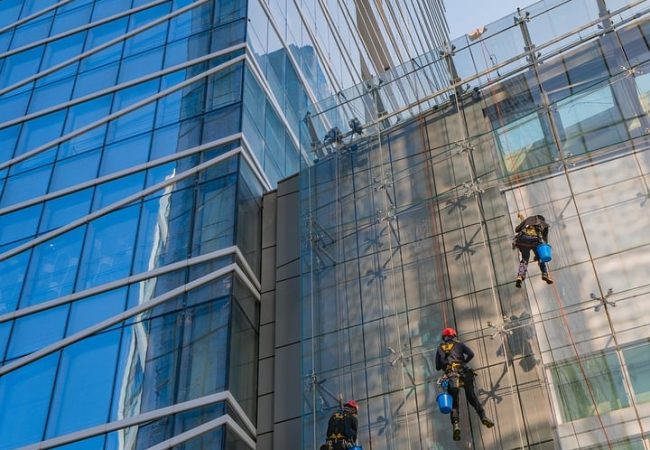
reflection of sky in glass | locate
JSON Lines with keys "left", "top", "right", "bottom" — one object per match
{"left": 557, "top": 86, "right": 615, "bottom": 129}
{"left": 445, "top": 0, "right": 526, "bottom": 39}
{"left": 497, "top": 113, "right": 544, "bottom": 155}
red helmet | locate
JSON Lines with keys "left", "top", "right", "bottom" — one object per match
{"left": 442, "top": 327, "right": 457, "bottom": 338}
{"left": 344, "top": 400, "right": 359, "bottom": 411}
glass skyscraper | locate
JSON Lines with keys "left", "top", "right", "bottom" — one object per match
{"left": 298, "top": 0, "right": 650, "bottom": 449}
{"left": 0, "top": 1, "right": 447, "bottom": 449}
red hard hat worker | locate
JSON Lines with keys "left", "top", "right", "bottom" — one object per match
{"left": 442, "top": 327, "right": 457, "bottom": 339}
{"left": 344, "top": 399, "right": 359, "bottom": 411}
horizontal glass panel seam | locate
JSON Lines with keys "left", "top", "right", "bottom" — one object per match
{"left": 0, "top": 0, "right": 74, "bottom": 35}
{"left": 16, "top": 391, "right": 255, "bottom": 450}
{"left": 0, "top": 245, "right": 239, "bottom": 324}
{"left": 0, "top": 43, "right": 246, "bottom": 130}
{"left": 147, "top": 414, "right": 255, "bottom": 450}
{"left": 0, "top": 147, "right": 243, "bottom": 263}
{"left": 0, "top": 0, "right": 172, "bottom": 61}
{"left": 0, "top": 54, "right": 246, "bottom": 171}
{"left": 0, "top": 263, "right": 238, "bottom": 376}
{"left": 0, "top": 133, "right": 243, "bottom": 216}
{"left": 0, "top": 0, "right": 209, "bottom": 98}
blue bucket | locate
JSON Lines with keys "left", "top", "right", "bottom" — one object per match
{"left": 437, "top": 392, "right": 453, "bottom": 414}
{"left": 350, "top": 446, "right": 363, "bottom": 450}
{"left": 536, "top": 243, "right": 552, "bottom": 263}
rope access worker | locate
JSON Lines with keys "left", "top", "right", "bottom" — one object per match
{"left": 513, "top": 214, "right": 554, "bottom": 288}
{"left": 436, "top": 327, "right": 494, "bottom": 441}
{"left": 324, "top": 400, "right": 359, "bottom": 450}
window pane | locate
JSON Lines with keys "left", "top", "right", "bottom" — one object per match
{"left": 6, "top": 305, "right": 68, "bottom": 359}
{"left": 46, "top": 331, "right": 121, "bottom": 437}
{"left": 100, "top": 132, "right": 151, "bottom": 175}
{"left": 0, "top": 354, "right": 58, "bottom": 450}
{"left": 0, "top": 252, "right": 30, "bottom": 314}
{"left": 67, "top": 288, "right": 128, "bottom": 335}
{"left": 0, "top": 164, "right": 52, "bottom": 207}
{"left": 41, "top": 189, "right": 94, "bottom": 232}
{"left": 552, "top": 352, "right": 629, "bottom": 422}
{"left": 76, "top": 205, "right": 140, "bottom": 289}
{"left": 92, "top": 172, "right": 145, "bottom": 210}
{"left": 20, "top": 227, "right": 85, "bottom": 307}
{"left": 623, "top": 343, "right": 650, "bottom": 404}
{"left": 0, "top": 204, "right": 42, "bottom": 246}
{"left": 50, "top": 149, "right": 101, "bottom": 191}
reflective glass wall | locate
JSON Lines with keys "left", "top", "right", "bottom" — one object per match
{"left": 0, "top": 0, "right": 264, "bottom": 448}
{"left": 300, "top": 1, "right": 650, "bottom": 449}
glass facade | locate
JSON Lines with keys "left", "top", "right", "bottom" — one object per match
{"left": 301, "top": 0, "right": 650, "bottom": 449}
{"left": 0, "top": 0, "right": 452, "bottom": 449}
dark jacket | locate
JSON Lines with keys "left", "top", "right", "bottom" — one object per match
{"left": 515, "top": 215, "right": 549, "bottom": 243}
{"left": 435, "top": 340, "right": 475, "bottom": 371}
{"left": 326, "top": 407, "right": 358, "bottom": 442}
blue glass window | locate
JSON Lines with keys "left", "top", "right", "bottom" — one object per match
{"left": 79, "top": 43, "right": 124, "bottom": 72}
{"left": 0, "top": 204, "right": 42, "bottom": 246}
{"left": 51, "top": 3, "right": 93, "bottom": 34}
{"left": 42, "top": 33, "right": 86, "bottom": 72}
{"left": 6, "top": 305, "right": 68, "bottom": 359}
{"left": 0, "top": 90, "right": 30, "bottom": 123}
{"left": 124, "top": 4, "right": 171, "bottom": 57}
{"left": 210, "top": 19, "right": 246, "bottom": 53}
{"left": 0, "top": 47, "right": 44, "bottom": 90}
{"left": 48, "top": 331, "right": 119, "bottom": 437}
{"left": 0, "top": 0, "right": 22, "bottom": 29}
{"left": 76, "top": 205, "right": 139, "bottom": 289}
{"left": 28, "top": 77, "right": 75, "bottom": 113}
{"left": 0, "top": 322, "right": 10, "bottom": 362}
{"left": 0, "top": 164, "right": 52, "bottom": 207}
{"left": 176, "top": 298, "right": 230, "bottom": 402}
{"left": 168, "top": 4, "right": 211, "bottom": 40}
{"left": 111, "top": 79, "right": 158, "bottom": 110}
{"left": 40, "top": 189, "right": 94, "bottom": 232}
{"left": 92, "top": 172, "right": 145, "bottom": 210}
{"left": 206, "top": 63, "right": 243, "bottom": 112}
{"left": 74, "top": 61, "right": 119, "bottom": 98}
{"left": 50, "top": 149, "right": 101, "bottom": 191}
{"left": 191, "top": 174, "right": 237, "bottom": 255}
{"left": 151, "top": 123, "right": 181, "bottom": 159}
{"left": 13, "top": 110, "right": 66, "bottom": 162}
{"left": 52, "top": 435, "right": 106, "bottom": 450}
{"left": 19, "top": 227, "right": 85, "bottom": 307}
{"left": 0, "top": 124, "right": 22, "bottom": 163}
{"left": 107, "top": 104, "right": 156, "bottom": 144}
{"left": 201, "top": 103, "right": 241, "bottom": 144}
{"left": 0, "top": 252, "right": 30, "bottom": 314}
{"left": 64, "top": 95, "right": 113, "bottom": 132}
{"left": 100, "top": 133, "right": 151, "bottom": 175}
{"left": 118, "top": 47, "right": 164, "bottom": 83}
{"left": 11, "top": 14, "right": 53, "bottom": 49}
{"left": 20, "top": 0, "right": 57, "bottom": 17}
{"left": 91, "top": 0, "right": 131, "bottom": 21}
{"left": 46, "top": 331, "right": 121, "bottom": 437}
{"left": 67, "top": 287, "right": 127, "bottom": 335}
{"left": 0, "top": 354, "right": 58, "bottom": 450}
{"left": 85, "top": 17, "right": 129, "bottom": 49}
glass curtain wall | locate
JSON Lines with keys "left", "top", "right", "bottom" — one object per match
{"left": 300, "top": 0, "right": 650, "bottom": 449}
{"left": 0, "top": 0, "right": 262, "bottom": 449}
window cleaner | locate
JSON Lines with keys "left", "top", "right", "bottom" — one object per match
{"left": 435, "top": 328, "right": 494, "bottom": 441}
{"left": 512, "top": 214, "right": 554, "bottom": 287}
{"left": 321, "top": 400, "right": 360, "bottom": 450}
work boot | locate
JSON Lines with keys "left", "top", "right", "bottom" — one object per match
{"left": 480, "top": 416, "right": 494, "bottom": 428}
{"left": 452, "top": 422, "right": 461, "bottom": 441}
{"left": 515, "top": 276, "right": 523, "bottom": 288}
{"left": 541, "top": 273, "right": 554, "bottom": 285}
